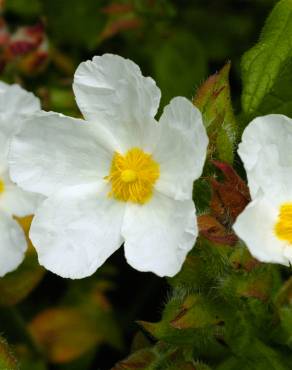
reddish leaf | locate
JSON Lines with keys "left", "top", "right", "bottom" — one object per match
{"left": 29, "top": 308, "right": 100, "bottom": 363}
{"left": 198, "top": 214, "right": 238, "bottom": 246}
{"left": 211, "top": 161, "right": 250, "bottom": 225}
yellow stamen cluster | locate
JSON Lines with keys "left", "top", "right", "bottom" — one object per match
{"left": 0, "top": 179, "right": 4, "bottom": 194}
{"left": 275, "top": 203, "right": 292, "bottom": 243}
{"left": 106, "top": 147, "right": 160, "bottom": 204}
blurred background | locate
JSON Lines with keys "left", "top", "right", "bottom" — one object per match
{"left": 0, "top": 1, "right": 279, "bottom": 369}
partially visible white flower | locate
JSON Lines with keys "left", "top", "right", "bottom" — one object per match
{"left": 0, "top": 81, "right": 41, "bottom": 276}
{"left": 234, "top": 114, "right": 292, "bottom": 265}
{"left": 9, "top": 54, "right": 208, "bottom": 279}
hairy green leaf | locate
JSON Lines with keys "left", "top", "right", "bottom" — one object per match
{"left": 193, "top": 63, "right": 237, "bottom": 163}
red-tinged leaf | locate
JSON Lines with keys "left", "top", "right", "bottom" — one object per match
{"left": 29, "top": 279, "right": 123, "bottom": 363}
{"left": 210, "top": 161, "right": 250, "bottom": 225}
{"left": 111, "top": 343, "right": 191, "bottom": 370}
{"left": 169, "top": 294, "right": 221, "bottom": 330}
{"left": 211, "top": 178, "right": 249, "bottom": 224}
{"left": 229, "top": 247, "right": 261, "bottom": 272}
{"left": 29, "top": 308, "right": 100, "bottom": 363}
{"left": 212, "top": 160, "right": 249, "bottom": 199}
{"left": 198, "top": 214, "right": 238, "bottom": 246}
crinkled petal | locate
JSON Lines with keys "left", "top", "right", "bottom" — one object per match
{"left": 153, "top": 97, "right": 208, "bottom": 200}
{"left": 9, "top": 111, "right": 115, "bottom": 197}
{"left": 73, "top": 54, "right": 161, "bottom": 152}
{"left": 0, "top": 210, "right": 27, "bottom": 277}
{"left": 73, "top": 53, "right": 161, "bottom": 123}
{"left": 239, "top": 114, "right": 292, "bottom": 202}
{"left": 122, "top": 192, "right": 197, "bottom": 277}
{"left": 233, "top": 197, "right": 289, "bottom": 265}
{"left": 0, "top": 82, "right": 40, "bottom": 169}
{"left": 30, "top": 184, "right": 125, "bottom": 279}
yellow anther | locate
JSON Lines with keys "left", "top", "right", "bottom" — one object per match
{"left": 121, "top": 169, "right": 137, "bottom": 183}
{"left": 106, "top": 147, "right": 160, "bottom": 204}
{"left": 275, "top": 203, "right": 292, "bottom": 243}
{"left": 0, "top": 179, "right": 4, "bottom": 194}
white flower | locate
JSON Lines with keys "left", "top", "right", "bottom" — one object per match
{"left": 234, "top": 114, "right": 292, "bottom": 265}
{"left": 0, "top": 81, "right": 41, "bottom": 276}
{"left": 9, "top": 54, "right": 208, "bottom": 279}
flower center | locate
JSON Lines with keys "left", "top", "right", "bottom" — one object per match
{"left": 106, "top": 147, "right": 160, "bottom": 204}
{"left": 275, "top": 203, "right": 292, "bottom": 243}
{"left": 0, "top": 179, "right": 4, "bottom": 195}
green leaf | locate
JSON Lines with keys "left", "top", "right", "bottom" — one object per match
{"left": 241, "top": 0, "right": 292, "bottom": 118}
{"left": 222, "top": 312, "right": 290, "bottom": 370}
{"left": 193, "top": 63, "right": 237, "bottom": 163}
{"left": 138, "top": 291, "right": 227, "bottom": 361}
{"left": 29, "top": 279, "right": 122, "bottom": 364}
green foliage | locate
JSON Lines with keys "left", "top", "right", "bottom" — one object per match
{"left": 194, "top": 63, "right": 237, "bottom": 163}
{"left": 139, "top": 239, "right": 292, "bottom": 369}
{"left": 241, "top": 0, "right": 292, "bottom": 119}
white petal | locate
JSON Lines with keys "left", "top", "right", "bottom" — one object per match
{"left": 73, "top": 54, "right": 162, "bottom": 153}
{"left": 0, "top": 82, "right": 40, "bottom": 169}
{"left": 233, "top": 197, "right": 289, "bottom": 265}
{"left": 9, "top": 111, "right": 114, "bottom": 197}
{"left": 153, "top": 97, "right": 208, "bottom": 200}
{"left": 73, "top": 54, "right": 161, "bottom": 123}
{"left": 122, "top": 192, "right": 197, "bottom": 277}
{"left": 239, "top": 114, "right": 292, "bottom": 202}
{"left": 0, "top": 170, "right": 42, "bottom": 217}
{"left": 0, "top": 210, "right": 27, "bottom": 277}
{"left": 30, "top": 184, "right": 125, "bottom": 279}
